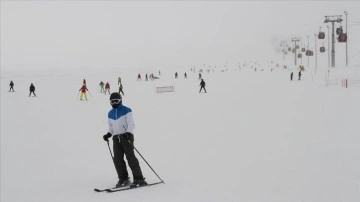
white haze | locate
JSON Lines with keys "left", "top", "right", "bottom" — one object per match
{"left": 1, "top": 1, "right": 360, "bottom": 70}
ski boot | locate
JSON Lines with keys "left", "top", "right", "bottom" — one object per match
{"left": 116, "top": 177, "right": 130, "bottom": 188}
{"left": 130, "top": 178, "right": 147, "bottom": 188}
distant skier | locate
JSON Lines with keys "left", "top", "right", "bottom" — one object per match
{"left": 137, "top": 73, "right": 142, "bottom": 81}
{"left": 79, "top": 84, "right": 88, "bottom": 101}
{"left": 29, "top": 83, "right": 36, "bottom": 97}
{"left": 9, "top": 81, "right": 15, "bottom": 92}
{"left": 199, "top": 79, "right": 207, "bottom": 93}
{"left": 184, "top": 72, "right": 187, "bottom": 79}
{"left": 198, "top": 73, "right": 202, "bottom": 80}
{"left": 105, "top": 82, "right": 110, "bottom": 94}
{"left": 119, "top": 83, "right": 124, "bottom": 96}
{"left": 102, "top": 92, "right": 147, "bottom": 188}
{"left": 290, "top": 72, "right": 294, "bottom": 81}
{"left": 298, "top": 71, "right": 302, "bottom": 80}
{"left": 99, "top": 81, "right": 105, "bottom": 93}
{"left": 118, "top": 76, "right": 122, "bottom": 85}
{"left": 175, "top": 72, "right": 178, "bottom": 79}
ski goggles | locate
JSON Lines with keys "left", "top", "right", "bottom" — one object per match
{"left": 110, "top": 99, "right": 121, "bottom": 105}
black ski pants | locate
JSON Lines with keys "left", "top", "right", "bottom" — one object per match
{"left": 119, "top": 88, "right": 124, "bottom": 96}
{"left": 199, "top": 86, "right": 206, "bottom": 93}
{"left": 112, "top": 134, "right": 143, "bottom": 181}
{"left": 29, "top": 91, "right": 36, "bottom": 97}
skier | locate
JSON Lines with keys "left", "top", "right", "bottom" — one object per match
{"left": 198, "top": 73, "right": 202, "bottom": 80}
{"left": 175, "top": 72, "right": 178, "bottom": 79}
{"left": 29, "top": 83, "right": 36, "bottom": 97}
{"left": 79, "top": 84, "right": 88, "bottom": 101}
{"left": 103, "top": 92, "right": 147, "bottom": 188}
{"left": 118, "top": 76, "right": 122, "bottom": 85}
{"left": 99, "top": 81, "right": 105, "bottom": 93}
{"left": 298, "top": 71, "right": 302, "bottom": 80}
{"left": 184, "top": 72, "right": 187, "bottom": 79}
{"left": 119, "top": 83, "right": 124, "bottom": 96}
{"left": 137, "top": 73, "right": 141, "bottom": 81}
{"left": 9, "top": 81, "right": 15, "bottom": 92}
{"left": 105, "top": 82, "right": 110, "bottom": 94}
{"left": 290, "top": 72, "right": 293, "bottom": 81}
{"left": 199, "top": 79, "right": 207, "bottom": 93}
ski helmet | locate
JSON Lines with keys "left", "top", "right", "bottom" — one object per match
{"left": 109, "top": 92, "right": 122, "bottom": 108}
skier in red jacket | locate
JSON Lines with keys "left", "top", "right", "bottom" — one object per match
{"left": 79, "top": 84, "right": 88, "bottom": 101}
{"left": 105, "top": 82, "right": 110, "bottom": 94}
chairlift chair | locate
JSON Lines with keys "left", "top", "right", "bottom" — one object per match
{"left": 338, "top": 33, "right": 347, "bottom": 42}
{"left": 336, "top": 26, "right": 343, "bottom": 35}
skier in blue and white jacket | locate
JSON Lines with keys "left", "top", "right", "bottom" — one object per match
{"left": 103, "top": 92, "right": 147, "bottom": 188}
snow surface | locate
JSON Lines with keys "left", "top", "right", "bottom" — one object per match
{"left": 1, "top": 65, "right": 360, "bottom": 202}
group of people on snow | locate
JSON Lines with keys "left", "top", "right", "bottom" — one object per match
{"left": 290, "top": 71, "right": 302, "bottom": 81}
{"left": 8, "top": 81, "right": 36, "bottom": 97}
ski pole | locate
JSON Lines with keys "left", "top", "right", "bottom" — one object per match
{"left": 128, "top": 140, "right": 165, "bottom": 184}
{"left": 106, "top": 140, "right": 118, "bottom": 172}
{"left": 106, "top": 140, "right": 114, "bottom": 160}
{"left": 75, "top": 91, "right": 80, "bottom": 99}
{"left": 88, "top": 91, "right": 93, "bottom": 98}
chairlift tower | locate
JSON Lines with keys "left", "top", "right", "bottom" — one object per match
{"left": 344, "top": 11, "right": 348, "bottom": 66}
{"left": 324, "top": 15, "right": 343, "bottom": 67}
{"left": 291, "top": 37, "right": 300, "bottom": 66}
{"left": 280, "top": 40, "right": 288, "bottom": 61}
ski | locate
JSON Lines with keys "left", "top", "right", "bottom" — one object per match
{"left": 105, "top": 181, "right": 163, "bottom": 193}
{"left": 94, "top": 187, "right": 116, "bottom": 192}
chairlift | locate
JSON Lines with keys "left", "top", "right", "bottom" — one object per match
{"left": 292, "top": 49, "right": 296, "bottom": 53}
{"left": 305, "top": 50, "right": 313, "bottom": 56}
{"left": 301, "top": 47, "right": 306, "bottom": 52}
{"left": 295, "top": 45, "right": 299, "bottom": 49}
{"left": 318, "top": 32, "right": 325, "bottom": 39}
{"left": 338, "top": 33, "right": 347, "bottom": 42}
{"left": 320, "top": 46, "right": 326, "bottom": 52}
{"left": 336, "top": 26, "right": 343, "bottom": 35}
{"left": 297, "top": 53, "right": 302, "bottom": 58}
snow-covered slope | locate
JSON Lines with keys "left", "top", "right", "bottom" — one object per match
{"left": 1, "top": 66, "right": 359, "bottom": 202}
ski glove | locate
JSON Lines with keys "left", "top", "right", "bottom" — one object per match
{"left": 103, "top": 132, "right": 112, "bottom": 142}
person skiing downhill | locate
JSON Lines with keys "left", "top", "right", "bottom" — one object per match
{"left": 79, "top": 84, "right": 88, "bottom": 101}
{"left": 103, "top": 92, "right": 147, "bottom": 188}
{"left": 199, "top": 79, "right": 207, "bottom": 93}
{"left": 99, "top": 81, "right": 105, "bottom": 93}
{"left": 118, "top": 76, "right": 122, "bottom": 85}
{"left": 105, "top": 82, "right": 110, "bottom": 94}
{"left": 119, "top": 83, "right": 124, "bottom": 96}
{"left": 9, "top": 81, "right": 15, "bottom": 92}
{"left": 29, "top": 83, "right": 36, "bottom": 97}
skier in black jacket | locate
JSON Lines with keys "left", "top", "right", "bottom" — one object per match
{"left": 29, "top": 83, "right": 36, "bottom": 97}
{"left": 9, "top": 81, "right": 15, "bottom": 92}
{"left": 199, "top": 79, "right": 207, "bottom": 93}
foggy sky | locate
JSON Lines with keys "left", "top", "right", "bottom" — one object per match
{"left": 1, "top": 1, "right": 359, "bottom": 70}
